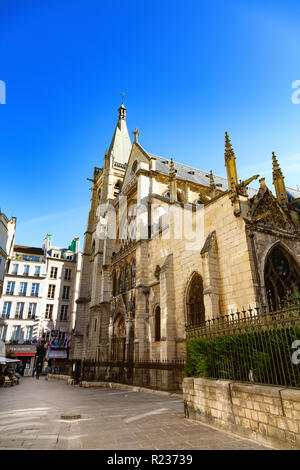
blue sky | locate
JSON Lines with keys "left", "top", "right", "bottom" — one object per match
{"left": 1, "top": 0, "right": 300, "bottom": 249}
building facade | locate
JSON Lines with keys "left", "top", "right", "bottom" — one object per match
{"left": 71, "top": 102, "right": 300, "bottom": 374}
{"left": 0, "top": 235, "right": 81, "bottom": 374}
{"left": 0, "top": 212, "right": 16, "bottom": 295}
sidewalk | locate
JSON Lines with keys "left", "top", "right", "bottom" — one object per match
{"left": 0, "top": 377, "right": 271, "bottom": 450}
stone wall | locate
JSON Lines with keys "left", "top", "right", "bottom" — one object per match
{"left": 183, "top": 377, "right": 300, "bottom": 450}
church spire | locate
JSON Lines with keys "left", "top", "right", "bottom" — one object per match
{"left": 118, "top": 97, "right": 127, "bottom": 121}
{"left": 169, "top": 158, "right": 177, "bottom": 203}
{"left": 272, "top": 152, "right": 288, "bottom": 207}
{"left": 209, "top": 170, "right": 218, "bottom": 198}
{"left": 225, "top": 132, "right": 238, "bottom": 190}
{"left": 107, "top": 97, "right": 132, "bottom": 164}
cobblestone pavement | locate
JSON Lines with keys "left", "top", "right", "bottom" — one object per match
{"left": 0, "top": 377, "right": 271, "bottom": 450}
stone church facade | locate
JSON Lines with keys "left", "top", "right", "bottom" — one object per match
{"left": 71, "top": 101, "right": 300, "bottom": 364}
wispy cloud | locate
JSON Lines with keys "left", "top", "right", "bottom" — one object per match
{"left": 239, "top": 153, "right": 300, "bottom": 180}
{"left": 18, "top": 206, "right": 89, "bottom": 227}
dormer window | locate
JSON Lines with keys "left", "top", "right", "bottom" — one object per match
{"left": 132, "top": 161, "right": 138, "bottom": 173}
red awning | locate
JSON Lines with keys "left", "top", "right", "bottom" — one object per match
{"left": 12, "top": 353, "right": 35, "bottom": 357}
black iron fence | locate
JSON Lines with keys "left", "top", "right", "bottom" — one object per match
{"left": 52, "top": 359, "right": 185, "bottom": 392}
{"left": 185, "top": 300, "right": 300, "bottom": 388}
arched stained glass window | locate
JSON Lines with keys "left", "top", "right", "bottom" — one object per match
{"left": 186, "top": 273, "right": 205, "bottom": 325}
{"left": 264, "top": 245, "right": 300, "bottom": 310}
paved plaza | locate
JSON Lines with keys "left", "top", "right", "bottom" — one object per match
{"left": 0, "top": 377, "right": 271, "bottom": 450}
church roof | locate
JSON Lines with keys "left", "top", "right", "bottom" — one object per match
{"left": 149, "top": 154, "right": 258, "bottom": 198}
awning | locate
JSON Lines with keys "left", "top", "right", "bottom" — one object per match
{"left": 48, "top": 350, "right": 67, "bottom": 359}
{"left": 0, "top": 356, "right": 20, "bottom": 364}
{"left": 11, "top": 353, "right": 35, "bottom": 357}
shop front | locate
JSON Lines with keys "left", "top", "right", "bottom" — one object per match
{"left": 6, "top": 344, "right": 36, "bottom": 377}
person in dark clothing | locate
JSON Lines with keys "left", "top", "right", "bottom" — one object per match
{"left": 35, "top": 364, "right": 41, "bottom": 380}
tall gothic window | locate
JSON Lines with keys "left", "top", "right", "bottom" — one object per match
{"left": 264, "top": 245, "right": 300, "bottom": 310}
{"left": 125, "top": 263, "right": 129, "bottom": 292}
{"left": 112, "top": 271, "right": 117, "bottom": 297}
{"left": 131, "top": 259, "right": 136, "bottom": 288}
{"left": 118, "top": 269, "right": 122, "bottom": 294}
{"left": 186, "top": 273, "right": 205, "bottom": 325}
{"left": 154, "top": 306, "right": 161, "bottom": 341}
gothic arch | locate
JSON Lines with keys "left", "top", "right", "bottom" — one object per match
{"left": 264, "top": 242, "right": 300, "bottom": 310}
{"left": 185, "top": 272, "right": 205, "bottom": 325}
{"left": 153, "top": 305, "right": 161, "bottom": 342}
{"left": 111, "top": 313, "right": 126, "bottom": 361}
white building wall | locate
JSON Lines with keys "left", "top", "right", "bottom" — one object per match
{"left": 0, "top": 213, "right": 16, "bottom": 294}
{"left": 0, "top": 236, "right": 82, "bottom": 348}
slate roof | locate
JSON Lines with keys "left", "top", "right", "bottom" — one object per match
{"left": 149, "top": 154, "right": 258, "bottom": 198}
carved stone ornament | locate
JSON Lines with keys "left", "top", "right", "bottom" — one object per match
{"left": 248, "top": 185, "right": 294, "bottom": 232}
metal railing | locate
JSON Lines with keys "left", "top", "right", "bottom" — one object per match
{"left": 52, "top": 359, "right": 185, "bottom": 392}
{"left": 185, "top": 300, "right": 300, "bottom": 388}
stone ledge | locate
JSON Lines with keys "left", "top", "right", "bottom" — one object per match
{"left": 231, "top": 382, "right": 285, "bottom": 398}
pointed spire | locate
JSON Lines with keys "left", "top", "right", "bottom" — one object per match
{"left": 108, "top": 98, "right": 132, "bottom": 164}
{"left": 169, "top": 158, "right": 176, "bottom": 179}
{"left": 225, "top": 132, "right": 234, "bottom": 160}
{"left": 169, "top": 158, "right": 177, "bottom": 202}
{"left": 209, "top": 170, "right": 216, "bottom": 190}
{"left": 272, "top": 152, "right": 288, "bottom": 207}
{"left": 209, "top": 170, "right": 218, "bottom": 198}
{"left": 224, "top": 132, "right": 238, "bottom": 189}
{"left": 272, "top": 152, "right": 283, "bottom": 178}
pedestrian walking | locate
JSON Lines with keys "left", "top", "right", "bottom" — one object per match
{"left": 45, "top": 365, "right": 51, "bottom": 380}
{"left": 35, "top": 365, "right": 41, "bottom": 380}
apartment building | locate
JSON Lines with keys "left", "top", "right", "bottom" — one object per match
{"left": 0, "top": 234, "right": 81, "bottom": 375}
{"left": 0, "top": 212, "right": 16, "bottom": 295}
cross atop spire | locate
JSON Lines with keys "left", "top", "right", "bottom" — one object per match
{"left": 132, "top": 128, "right": 140, "bottom": 143}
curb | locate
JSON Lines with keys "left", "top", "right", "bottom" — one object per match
{"left": 49, "top": 374, "right": 182, "bottom": 399}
